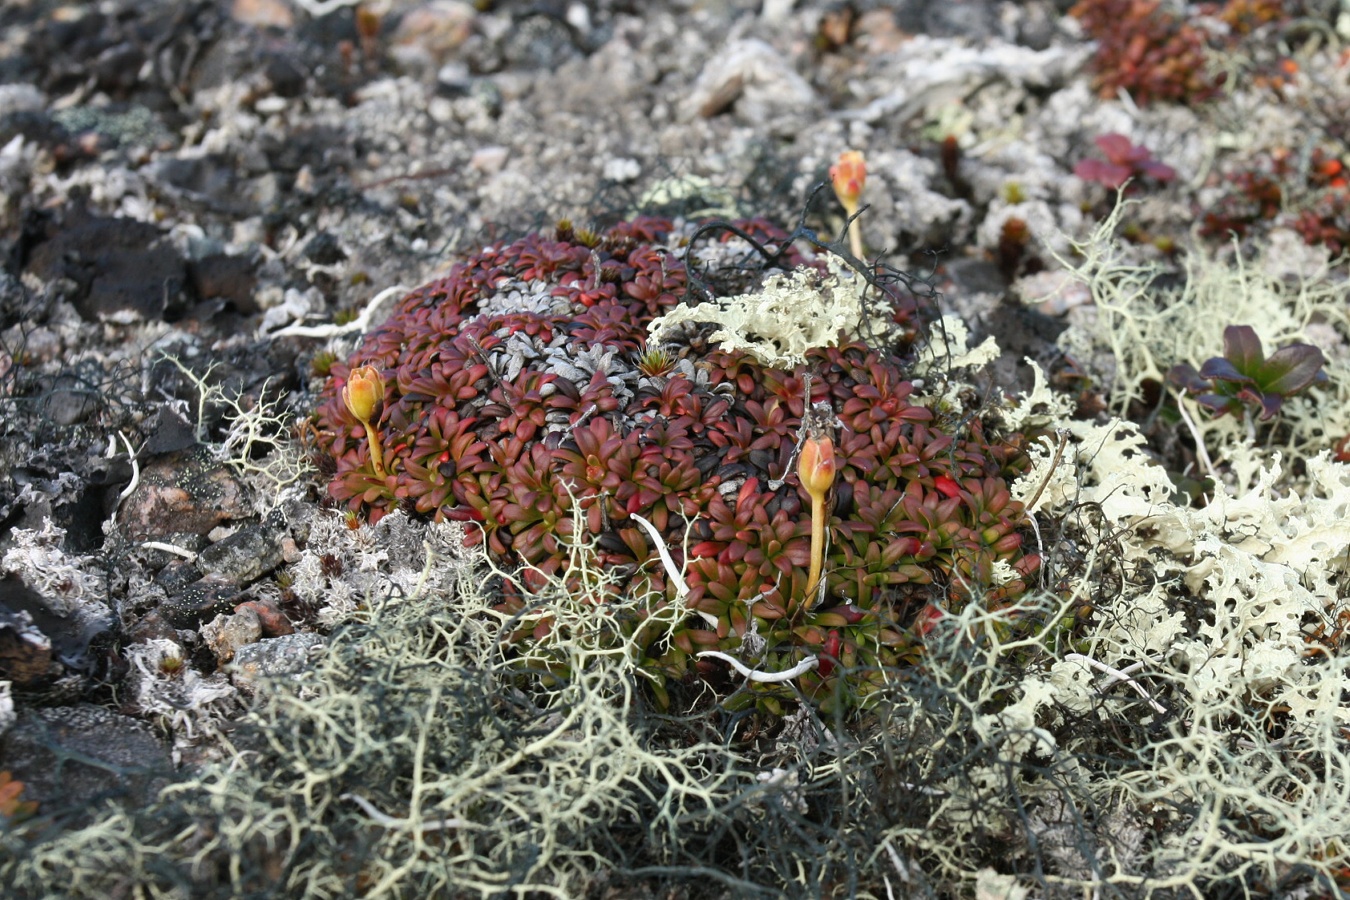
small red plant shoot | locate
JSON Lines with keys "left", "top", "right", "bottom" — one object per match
{"left": 1075, "top": 134, "right": 1176, "bottom": 191}
{"left": 0, "top": 771, "right": 38, "bottom": 823}
{"left": 1169, "top": 324, "right": 1329, "bottom": 421}
{"left": 1069, "top": 0, "right": 1225, "bottom": 106}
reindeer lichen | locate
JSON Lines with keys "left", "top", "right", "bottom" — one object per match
{"left": 648, "top": 256, "right": 870, "bottom": 369}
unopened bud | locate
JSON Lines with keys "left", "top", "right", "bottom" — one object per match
{"left": 343, "top": 365, "right": 385, "bottom": 425}
{"left": 799, "top": 435, "right": 836, "bottom": 501}
{"left": 829, "top": 150, "right": 866, "bottom": 213}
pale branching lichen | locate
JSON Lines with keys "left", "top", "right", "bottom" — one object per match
{"left": 648, "top": 256, "right": 868, "bottom": 368}
{"left": 917, "top": 315, "right": 999, "bottom": 374}
{"left": 161, "top": 354, "right": 313, "bottom": 513}
{"left": 914, "top": 314, "right": 1001, "bottom": 416}
{"left": 998, "top": 352, "right": 1350, "bottom": 892}
{"left": 1, "top": 519, "right": 106, "bottom": 615}
{"left": 0, "top": 681, "right": 13, "bottom": 738}
{"left": 123, "top": 638, "right": 238, "bottom": 764}
{"left": 1047, "top": 199, "right": 1350, "bottom": 465}
{"left": 476, "top": 488, "right": 707, "bottom": 679}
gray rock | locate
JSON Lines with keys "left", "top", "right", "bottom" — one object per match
{"left": 501, "top": 15, "right": 579, "bottom": 71}
{"left": 679, "top": 38, "right": 818, "bottom": 125}
{"left": 150, "top": 154, "right": 241, "bottom": 209}
{"left": 280, "top": 498, "right": 318, "bottom": 547}
{"left": 0, "top": 83, "right": 45, "bottom": 117}
{"left": 35, "top": 372, "right": 99, "bottom": 426}
{"left": 894, "top": 0, "right": 1000, "bottom": 40}
{"left": 202, "top": 608, "right": 262, "bottom": 663}
{"left": 119, "top": 449, "right": 250, "bottom": 542}
{"left": 159, "top": 575, "right": 241, "bottom": 629}
{"left": 197, "top": 525, "right": 284, "bottom": 585}
{"left": 230, "top": 632, "right": 325, "bottom": 694}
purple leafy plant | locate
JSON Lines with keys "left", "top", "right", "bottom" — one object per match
{"left": 1074, "top": 133, "right": 1176, "bottom": 191}
{"left": 1169, "top": 325, "right": 1329, "bottom": 421}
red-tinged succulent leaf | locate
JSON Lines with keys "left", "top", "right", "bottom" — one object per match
{"left": 687, "top": 629, "right": 721, "bottom": 647}
{"left": 672, "top": 630, "right": 694, "bottom": 654}
{"left": 912, "top": 603, "right": 944, "bottom": 637}
{"left": 933, "top": 475, "right": 960, "bottom": 499}
{"left": 813, "top": 604, "right": 869, "bottom": 626}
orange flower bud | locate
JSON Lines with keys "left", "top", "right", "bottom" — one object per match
{"left": 800, "top": 431, "right": 836, "bottom": 606}
{"left": 343, "top": 365, "right": 384, "bottom": 425}
{"left": 829, "top": 150, "right": 866, "bottom": 213}
{"left": 799, "top": 435, "right": 836, "bottom": 501}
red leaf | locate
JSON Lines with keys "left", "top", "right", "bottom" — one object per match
{"left": 934, "top": 475, "right": 961, "bottom": 499}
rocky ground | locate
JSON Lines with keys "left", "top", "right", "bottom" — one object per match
{"left": 1, "top": 0, "right": 1349, "bottom": 897}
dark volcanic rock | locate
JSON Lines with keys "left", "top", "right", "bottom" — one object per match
{"left": 187, "top": 252, "right": 258, "bottom": 312}
{"left": 0, "top": 581, "right": 64, "bottom": 689}
{"left": 301, "top": 230, "right": 346, "bottom": 265}
{"left": 0, "top": 574, "right": 115, "bottom": 681}
{"left": 154, "top": 557, "right": 204, "bottom": 593}
{"left": 23, "top": 211, "right": 186, "bottom": 323}
{"left": 197, "top": 525, "right": 284, "bottom": 585}
{"left": 159, "top": 574, "right": 242, "bottom": 628}
{"left": 140, "top": 408, "right": 199, "bottom": 456}
{"left": 0, "top": 705, "right": 173, "bottom": 818}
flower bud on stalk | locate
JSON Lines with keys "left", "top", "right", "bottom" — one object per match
{"left": 829, "top": 150, "right": 867, "bottom": 260}
{"left": 343, "top": 365, "right": 388, "bottom": 478}
{"left": 799, "top": 433, "right": 836, "bottom": 601}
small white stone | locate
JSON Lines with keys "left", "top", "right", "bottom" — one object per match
{"left": 603, "top": 157, "right": 641, "bottom": 183}
{"left": 566, "top": 2, "right": 591, "bottom": 32}
{"left": 254, "top": 96, "right": 288, "bottom": 115}
{"left": 470, "top": 145, "right": 510, "bottom": 174}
